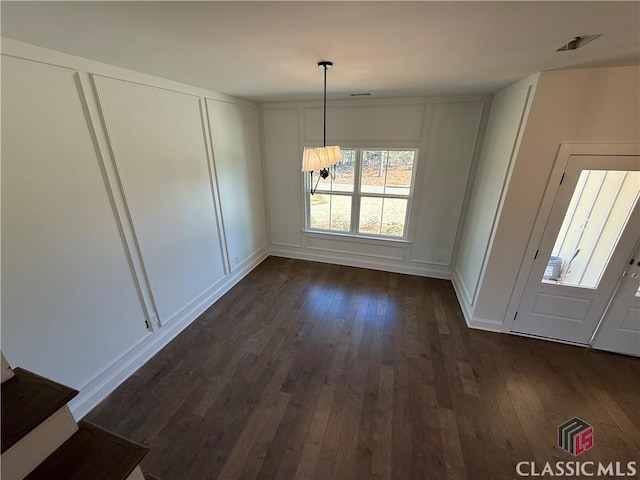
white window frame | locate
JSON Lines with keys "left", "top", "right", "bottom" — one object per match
{"left": 304, "top": 147, "right": 419, "bottom": 240}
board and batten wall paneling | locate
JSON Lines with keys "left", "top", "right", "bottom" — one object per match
{"left": 263, "top": 97, "right": 489, "bottom": 278}
{"left": 206, "top": 99, "right": 267, "bottom": 269}
{"left": 452, "top": 80, "right": 534, "bottom": 317}
{"left": 262, "top": 107, "right": 303, "bottom": 248}
{"left": 479, "top": 66, "right": 640, "bottom": 329}
{"left": 1, "top": 56, "right": 149, "bottom": 388}
{"left": 410, "top": 102, "right": 484, "bottom": 266}
{"left": 93, "top": 76, "right": 226, "bottom": 325}
{"left": 303, "top": 104, "right": 425, "bottom": 143}
{"left": 306, "top": 235, "right": 406, "bottom": 261}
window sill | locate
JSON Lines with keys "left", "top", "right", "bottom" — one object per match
{"left": 302, "top": 229, "right": 412, "bottom": 247}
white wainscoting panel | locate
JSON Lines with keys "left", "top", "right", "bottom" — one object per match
{"left": 410, "top": 102, "right": 484, "bottom": 265}
{"left": 1, "top": 56, "right": 149, "bottom": 389}
{"left": 454, "top": 85, "right": 532, "bottom": 308}
{"left": 206, "top": 99, "right": 267, "bottom": 270}
{"left": 303, "top": 104, "right": 425, "bottom": 143}
{"left": 262, "top": 107, "right": 303, "bottom": 248}
{"left": 93, "top": 76, "right": 226, "bottom": 325}
{"left": 306, "top": 236, "right": 406, "bottom": 261}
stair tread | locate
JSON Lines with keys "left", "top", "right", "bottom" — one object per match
{"left": 25, "top": 421, "right": 149, "bottom": 480}
{"left": 1, "top": 367, "right": 79, "bottom": 453}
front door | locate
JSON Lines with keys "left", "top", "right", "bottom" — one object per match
{"left": 512, "top": 155, "right": 640, "bottom": 344}
{"left": 591, "top": 242, "right": 640, "bottom": 356}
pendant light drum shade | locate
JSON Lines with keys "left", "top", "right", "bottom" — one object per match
{"left": 301, "top": 145, "right": 342, "bottom": 172}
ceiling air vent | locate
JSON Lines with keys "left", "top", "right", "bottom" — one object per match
{"left": 557, "top": 34, "right": 602, "bottom": 52}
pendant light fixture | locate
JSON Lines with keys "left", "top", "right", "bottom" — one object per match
{"left": 301, "top": 61, "right": 342, "bottom": 195}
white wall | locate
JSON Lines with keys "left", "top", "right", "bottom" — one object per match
{"left": 94, "top": 76, "right": 228, "bottom": 325}
{"left": 470, "top": 66, "right": 640, "bottom": 330}
{"left": 452, "top": 75, "right": 538, "bottom": 328}
{"left": 2, "top": 55, "right": 149, "bottom": 390}
{"left": 207, "top": 99, "right": 267, "bottom": 270}
{"left": 262, "top": 96, "right": 489, "bottom": 278}
{"left": 1, "top": 39, "right": 268, "bottom": 418}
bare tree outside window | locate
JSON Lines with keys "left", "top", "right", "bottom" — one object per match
{"left": 308, "top": 148, "right": 417, "bottom": 238}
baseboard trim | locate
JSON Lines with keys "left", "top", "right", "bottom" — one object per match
{"left": 466, "top": 317, "right": 503, "bottom": 333}
{"left": 69, "top": 247, "right": 269, "bottom": 420}
{"left": 270, "top": 247, "right": 452, "bottom": 279}
{"left": 451, "top": 269, "right": 473, "bottom": 324}
{"left": 450, "top": 269, "right": 503, "bottom": 333}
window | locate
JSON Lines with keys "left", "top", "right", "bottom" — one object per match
{"left": 306, "top": 148, "right": 417, "bottom": 239}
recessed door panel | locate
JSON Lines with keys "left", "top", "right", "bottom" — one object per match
{"left": 531, "top": 294, "right": 592, "bottom": 320}
{"left": 620, "top": 308, "right": 640, "bottom": 332}
{"left": 591, "top": 243, "right": 640, "bottom": 356}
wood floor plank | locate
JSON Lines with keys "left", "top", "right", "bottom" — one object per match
{"left": 332, "top": 390, "right": 364, "bottom": 480}
{"left": 312, "top": 458, "right": 334, "bottom": 480}
{"left": 371, "top": 364, "right": 393, "bottom": 480}
{"left": 438, "top": 407, "right": 467, "bottom": 480}
{"left": 217, "top": 391, "right": 290, "bottom": 480}
{"left": 84, "top": 257, "right": 640, "bottom": 480}
{"left": 293, "top": 384, "right": 335, "bottom": 480}
{"left": 456, "top": 361, "right": 480, "bottom": 398}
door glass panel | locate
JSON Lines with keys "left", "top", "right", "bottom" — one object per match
{"left": 542, "top": 170, "right": 640, "bottom": 289}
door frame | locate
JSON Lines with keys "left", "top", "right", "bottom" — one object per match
{"left": 503, "top": 143, "right": 640, "bottom": 338}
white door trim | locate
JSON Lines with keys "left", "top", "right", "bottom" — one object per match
{"left": 502, "top": 143, "right": 640, "bottom": 334}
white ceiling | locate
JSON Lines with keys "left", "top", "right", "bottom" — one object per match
{"left": 2, "top": 1, "right": 639, "bottom": 102}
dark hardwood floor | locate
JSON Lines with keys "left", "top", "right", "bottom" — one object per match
{"left": 85, "top": 256, "right": 640, "bottom": 480}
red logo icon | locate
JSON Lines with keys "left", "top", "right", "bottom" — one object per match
{"left": 558, "top": 417, "right": 593, "bottom": 456}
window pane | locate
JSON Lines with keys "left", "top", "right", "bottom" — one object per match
{"left": 312, "top": 149, "right": 356, "bottom": 193}
{"left": 381, "top": 198, "right": 408, "bottom": 237}
{"left": 361, "top": 150, "right": 415, "bottom": 195}
{"left": 386, "top": 151, "right": 415, "bottom": 195}
{"left": 542, "top": 170, "right": 640, "bottom": 289}
{"left": 359, "top": 197, "right": 383, "bottom": 235}
{"left": 310, "top": 193, "right": 351, "bottom": 232}
{"left": 361, "top": 150, "right": 387, "bottom": 194}
{"left": 330, "top": 195, "right": 352, "bottom": 231}
{"left": 310, "top": 193, "right": 330, "bottom": 230}
{"left": 333, "top": 150, "right": 355, "bottom": 192}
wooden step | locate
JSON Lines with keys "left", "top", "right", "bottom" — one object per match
{"left": 25, "top": 421, "right": 149, "bottom": 480}
{"left": 1, "top": 368, "right": 78, "bottom": 453}
{"left": 1, "top": 352, "right": 15, "bottom": 384}
{"left": 1, "top": 404, "right": 78, "bottom": 480}
{"left": 127, "top": 465, "right": 145, "bottom": 480}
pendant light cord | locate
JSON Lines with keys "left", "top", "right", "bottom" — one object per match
{"left": 321, "top": 63, "right": 336, "bottom": 181}
{"left": 309, "top": 61, "right": 335, "bottom": 195}
{"left": 323, "top": 63, "right": 327, "bottom": 148}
